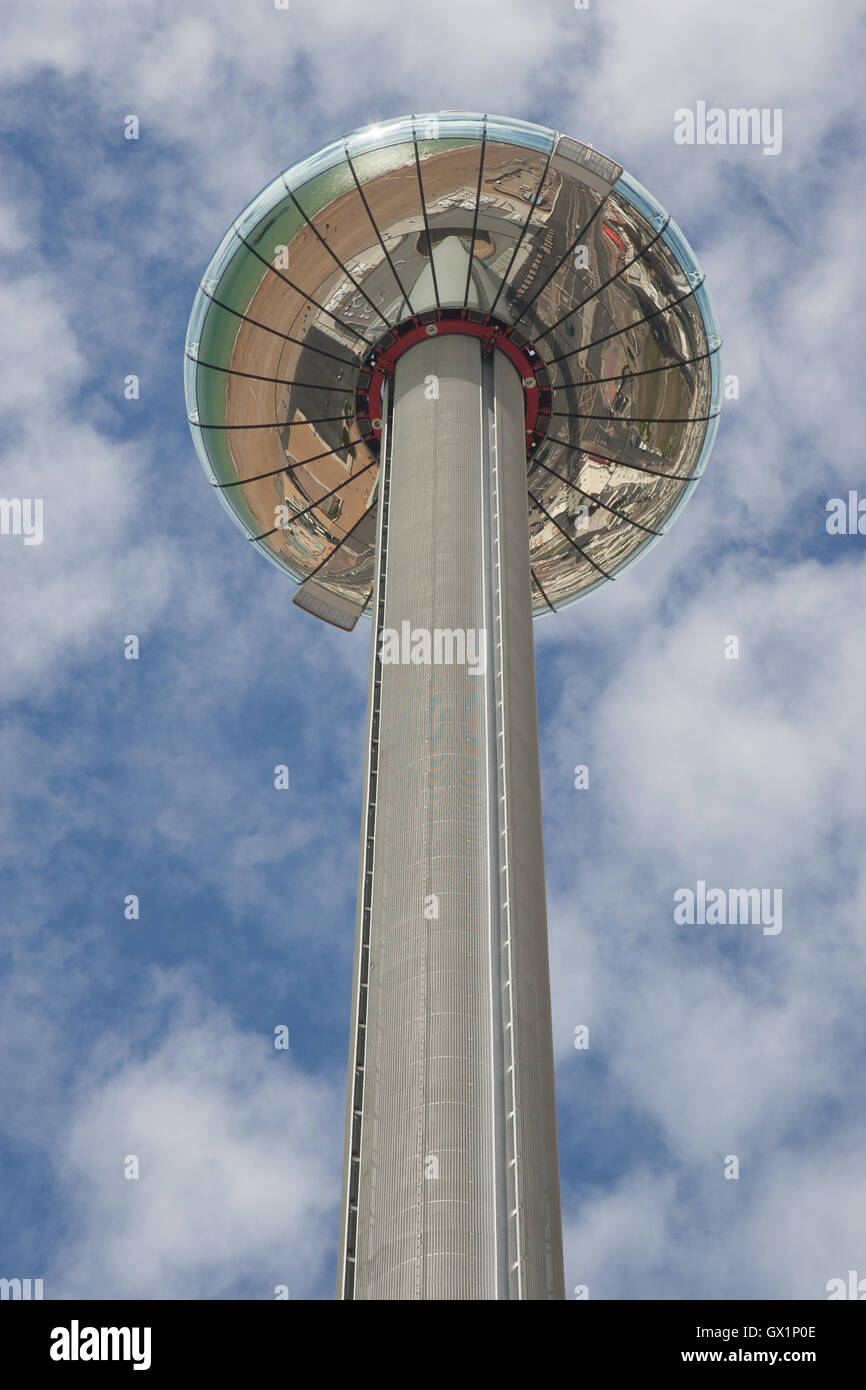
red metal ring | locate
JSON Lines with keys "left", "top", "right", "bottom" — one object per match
{"left": 354, "top": 311, "right": 552, "bottom": 461}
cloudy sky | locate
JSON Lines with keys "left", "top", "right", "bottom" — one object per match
{"left": 1, "top": 0, "right": 864, "bottom": 1300}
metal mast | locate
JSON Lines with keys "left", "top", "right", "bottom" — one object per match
{"left": 338, "top": 332, "right": 564, "bottom": 1299}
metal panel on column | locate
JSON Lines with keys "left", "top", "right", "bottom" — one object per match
{"left": 489, "top": 350, "right": 565, "bottom": 1299}
{"left": 356, "top": 334, "right": 498, "bottom": 1298}
{"left": 347, "top": 335, "right": 564, "bottom": 1298}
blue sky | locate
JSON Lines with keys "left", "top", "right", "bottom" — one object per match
{"left": 1, "top": 0, "right": 864, "bottom": 1300}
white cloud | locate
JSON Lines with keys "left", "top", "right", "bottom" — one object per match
{"left": 46, "top": 974, "right": 341, "bottom": 1298}
{"left": 563, "top": 1144, "right": 866, "bottom": 1299}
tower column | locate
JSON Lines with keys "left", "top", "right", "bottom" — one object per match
{"left": 339, "top": 333, "right": 564, "bottom": 1300}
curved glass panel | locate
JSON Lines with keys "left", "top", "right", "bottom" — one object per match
{"left": 660, "top": 215, "right": 704, "bottom": 283}
{"left": 185, "top": 112, "right": 722, "bottom": 621}
{"left": 613, "top": 170, "right": 669, "bottom": 231}
{"left": 232, "top": 177, "right": 292, "bottom": 244}
{"left": 279, "top": 134, "right": 349, "bottom": 192}
{"left": 345, "top": 115, "right": 417, "bottom": 159}
{"left": 423, "top": 112, "right": 487, "bottom": 141}
{"left": 202, "top": 223, "right": 247, "bottom": 289}
{"left": 487, "top": 114, "right": 558, "bottom": 154}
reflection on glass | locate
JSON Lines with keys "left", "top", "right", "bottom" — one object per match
{"left": 185, "top": 114, "right": 721, "bottom": 619}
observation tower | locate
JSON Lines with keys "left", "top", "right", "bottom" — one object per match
{"left": 184, "top": 112, "right": 721, "bottom": 1300}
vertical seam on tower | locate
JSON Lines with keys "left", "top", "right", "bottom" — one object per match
{"left": 416, "top": 350, "right": 439, "bottom": 1301}
{"left": 339, "top": 386, "right": 392, "bottom": 1299}
{"left": 492, "top": 359, "right": 523, "bottom": 1298}
{"left": 483, "top": 351, "right": 521, "bottom": 1298}
{"left": 480, "top": 352, "right": 504, "bottom": 1297}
